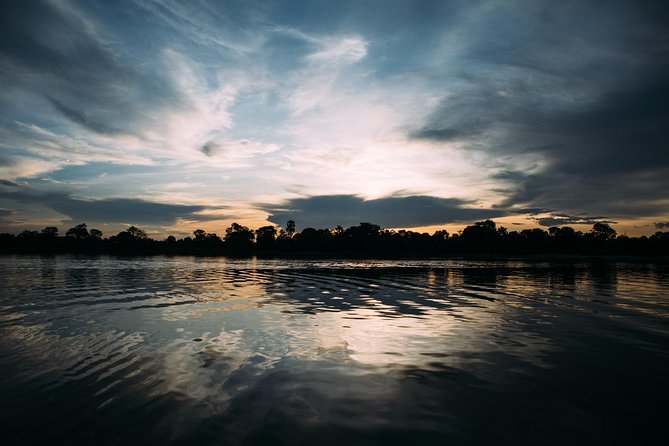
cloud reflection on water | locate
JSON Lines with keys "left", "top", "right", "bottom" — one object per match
{"left": 1, "top": 257, "right": 669, "bottom": 444}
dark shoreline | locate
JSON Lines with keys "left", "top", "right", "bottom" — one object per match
{"left": 4, "top": 220, "right": 667, "bottom": 259}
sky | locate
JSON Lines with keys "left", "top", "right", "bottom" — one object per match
{"left": 1, "top": 0, "right": 668, "bottom": 237}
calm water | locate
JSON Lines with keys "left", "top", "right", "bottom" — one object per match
{"left": 0, "top": 256, "right": 668, "bottom": 445}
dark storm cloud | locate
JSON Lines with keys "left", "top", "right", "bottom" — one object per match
{"left": 0, "top": 0, "right": 180, "bottom": 136}
{"left": 0, "top": 179, "right": 23, "bottom": 188}
{"left": 263, "top": 195, "right": 506, "bottom": 229}
{"left": 533, "top": 214, "right": 616, "bottom": 228}
{"left": 0, "top": 184, "right": 217, "bottom": 225}
{"left": 414, "top": 0, "right": 669, "bottom": 218}
{"left": 0, "top": 1, "right": 125, "bottom": 80}
{"left": 51, "top": 198, "right": 215, "bottom": 224}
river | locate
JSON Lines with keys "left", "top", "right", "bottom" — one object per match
{"left": 1, "top": 256, "right": 667, "bottom": 445}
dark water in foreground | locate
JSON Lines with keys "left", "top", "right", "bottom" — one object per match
{"left": 1, "top": 256, "right": 668, "bottom": 445}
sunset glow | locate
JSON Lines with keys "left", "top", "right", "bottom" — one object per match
{"left": 1, "top": 0, "right": 668, "bottom": 237}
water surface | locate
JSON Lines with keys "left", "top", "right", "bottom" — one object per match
{"left": 1, "top": 256, "right": 668, "bottom": 445}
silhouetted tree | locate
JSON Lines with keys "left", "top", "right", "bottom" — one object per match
{"left": 549, "top": 226, "right": 575, "bottom": 238}
{"left": 547, "top": 226, "right": 577, "bottom": 253}
{"left": 17, "top": 230, "right": 39, "bottom": 241}
{"left": 286, "top": 220, "right": 296, "bottom": 237}
{"left": 340, "top": 222, "right": 381, "bottom": 251}
{"left": 36, "top": 226, "right": 60, "bottom": 250}
{"left": 66, "top": 223, "right": 89, "bottom": 239}
{"left": 0, "top": 233, "right": 16, "bottom": 251}
{"left": 521, "top": 228, "right": 550, "bottom": 252}
{"left": 113, "top": 225, "right": 148, "bottom": 247}
{"left": 275, "top": 228, "right": 295, "bottom": 251}
{"left": 592, "top": 222, "right": 617, "bottom": 241}
{"left": 206, "top": 232, "right": 222, "bottom": 242}
{"left": 41, "top": 226, "right": 59, "bottom": 238}
{"left": 225, "top": 222, "right": 254, "bottom": 250}
{"left": 190, "top": 229, "right": 221, "bottom": 250}
{"left": 127, "top": 226, "right": 147, "bottom": 240}
{"left": 2, "top": 219, "right": 667, "bottom": 256}
{"left": 296, "top": 227, "right": 334, "bottom": 251}
{"left": 256, "top": 225, "right": 277, "bottom": 249}
{"left": 461, "top": 220, "right": 499, "bottom": 251}
{"left": 651, "top": 231, "right": 669, "bottom": 241}
{"left": 432, "top": 229, "right": 450, "bottom": 253}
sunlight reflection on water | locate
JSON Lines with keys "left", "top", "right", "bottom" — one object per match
{"left": 1, "top": 256, "right": 668, "bottom": 444}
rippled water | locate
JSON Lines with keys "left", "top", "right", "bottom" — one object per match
{"left": 1, "top": 256, "right": 668, "bottom": 445}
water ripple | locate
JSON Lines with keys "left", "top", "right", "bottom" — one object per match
{"left": 1, "top": 256, "right": 668, "bottom": 444}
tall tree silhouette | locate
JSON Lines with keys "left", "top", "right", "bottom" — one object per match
{"left": 256, "top": 225, "right": 277, "bottom": 250}
{"left": 592, "top": 222, "right": 617, "bottom": 241}
{"left": 41, "top": 226, "right": 59, "bottom": 238}
{"left": 225, "top": 223, "right": 254, "bottom": 250}
{"left": 66, "top": 223, "right": 89, "bottom": 239}
{"left": 286, "top": 220, "right": 296, "bottom": 237}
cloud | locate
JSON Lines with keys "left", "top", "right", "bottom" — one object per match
{"left": 52, "top": 198, "right": 212, "bottom": 225}
{"left": 0, "top": 0, "right": 145, "bottom": 136}
{"left": 1, "top": 0, "right": 668, "bottom": 233}
{"left": 306, "top": 36, "right": 367, "bottom": 63}
{"left": 150, "top": 49, "right": 240, "bottom": 153}
{"left": 413, "top": 0, "right": 669, "bottom": 219}
{"left": 201, "top": 139, "right": 280, "bottom": 158}
{"left": 0, "top": 154, "right": 63, "bottom": 181}
{"left": 0, "top": 179, "right": 23, "bottom": 187}
{"left": 262, "top": 194, "right": 507, "bottom": 229}
{"left": 133, "top": 0, "right": 263, "bottom": 54}
{"left": 533, "top": 214, "right": 617, "bottom": 228}
{"left": 288, "top": 34, "right": 369, "bottom": 115}
{"left": 1, "top": 123, "right": 153, "bottom": 178}
{"left": 655, "top": 222, "right": 669, "bottom": 230}
{"left": 0, "top": 0, "right": 229, "bottom": 158}
{"left": 47, "top": 98, "right": 125, "bottom": 136}
{"left": 0, "top": 183, "right": 218, "bottom": 225}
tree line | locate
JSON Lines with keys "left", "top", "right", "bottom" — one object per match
{"left": 1, "top": 220, "right": 668, "bottom": 256}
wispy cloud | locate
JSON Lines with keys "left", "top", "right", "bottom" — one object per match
{"left": 288, "top": 34, "right": 368, "bottom": 115}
